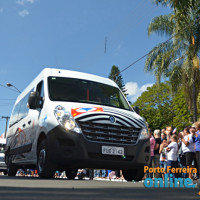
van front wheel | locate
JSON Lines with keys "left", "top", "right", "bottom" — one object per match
{"left": 37, "top": 140, "right": 55, "bottom": 178}
{"left": 122, "top": 168, "right": 144, "bottom": 182}
{"left": 7, "top": 156, "right": 18, "bottom": 176}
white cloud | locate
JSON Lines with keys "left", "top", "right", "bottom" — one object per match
{"left": 18, "top": 9, "right": 29, "bottom": 17}
{"left": 141, "top": 84, "right": 153, "bottom": 92}
{"left": 125, "top": 82, "right": 138, "bottom": 96}
{"left": 27, "top": 0, "right": 35, "bottom": 3}
{"left": 16, "top": 0, "right": 36, "bottom": 6}
{"left": 125, "top": 82, "right": 153, "bottom": 103}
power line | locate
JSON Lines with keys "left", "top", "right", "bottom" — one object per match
{"left": 120, "top": 15, "right": 200, "bottom": 74}
{"left": 0, "top": 99, "right": 15, "bottom": 100}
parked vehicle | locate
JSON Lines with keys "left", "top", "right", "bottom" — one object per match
{"left": 0, "top": 138, "right": 7, "bottom": 175}
{"left": 5, "top": 68, "right": 150, "bottom": 181}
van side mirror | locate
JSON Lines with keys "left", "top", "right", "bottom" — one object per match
{"left": 133, "top": 106, "right": 140, "bottom": 114}
{"left": 28, "top": 92, "right": 39, "bottom": 109}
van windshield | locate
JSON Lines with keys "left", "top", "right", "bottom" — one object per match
{"left": 48, "top": 77, "right": 131, "bottom": 111}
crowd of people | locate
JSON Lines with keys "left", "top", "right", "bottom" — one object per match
{"left": 146, "top": 121, "right": 200, "bottom": 181}
{"left": 11, "top": 168, "right": 124, "bottom": 181}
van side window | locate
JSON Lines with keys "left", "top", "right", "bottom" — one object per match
{"left": 36, "top": 81, "right": 44, "bottom": 108}
{"left": 18, "top": 93, "right": 30, "bottom": 121}
{"left": 9, "top": 102, "right": 21, "bottom": 127}
{"left": 9, "top": 89, "right": 33, "bottom": 127}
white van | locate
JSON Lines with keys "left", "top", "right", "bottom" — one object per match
{"left": 0, "top": 138, "right": 7, "bottom": 175}
{"left": 6, "top": 68, "right": 150, "bottom": 181}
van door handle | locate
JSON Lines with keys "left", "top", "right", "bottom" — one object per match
{"left": 23, "top": 124, "right": 26, "bottom": 128}
{"left": 28, "top": 120, "right": 31, "bottom": 125}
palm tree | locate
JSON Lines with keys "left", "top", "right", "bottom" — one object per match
{"left": 145, "top": 0, "right": 200, "bottom": 122}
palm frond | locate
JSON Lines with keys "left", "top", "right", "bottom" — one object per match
{"left": 148, "top": 14, "right": 175, "bottom": 37}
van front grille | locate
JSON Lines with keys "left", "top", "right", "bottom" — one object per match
{"left": 78, "top": 121, "right": 141, "bottom": 145}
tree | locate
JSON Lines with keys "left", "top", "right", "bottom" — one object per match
{"left": 133, "top": 82, "right": 173, "bottom": 130}
{"left": 108, "top": 65, "right": 127, "bottom": 96}
{"left": 172, "top": 88, "right": 191, "bottom": 130}
{"left": 133, "top": 82, "right": 191, "bottom": 131}
{"left": 145, "top": 0, "right": 200, "bottom": 122}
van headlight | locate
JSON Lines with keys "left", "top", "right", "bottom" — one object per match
{"left": 54, "top": 105, "right": 82, "bottom": 133}
{"left": 139, "top": 127, "right": 149, "bottom": 140}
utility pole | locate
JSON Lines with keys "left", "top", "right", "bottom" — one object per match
{"left": 1, "top": 116, "right": 10, "bottom": 138}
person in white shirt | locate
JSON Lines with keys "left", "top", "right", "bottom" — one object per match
{"left": 166, "top": 135, "right": 178, "bottom": 178}
{"left": 180, "top": 126, "right": 196, "bottom": 179}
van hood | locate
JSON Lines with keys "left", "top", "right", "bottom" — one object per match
{"left": 53, "top": 102, "right": 146, "bottom": 129}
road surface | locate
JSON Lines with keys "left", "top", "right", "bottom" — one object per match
{"left": 0, "top": 175, "right": 199, "bottom": 200}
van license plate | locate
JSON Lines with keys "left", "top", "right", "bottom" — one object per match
{"left": 102, "top": 146, "right": 124, "bottom": 156}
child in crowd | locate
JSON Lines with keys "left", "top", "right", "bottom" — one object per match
{"left": 166, "top": 135, "right": 178, "bottom": 178}
{"left": 159, "top": 138, "right": 168, "bottom": 180}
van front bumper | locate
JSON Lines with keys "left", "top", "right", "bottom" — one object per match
{"left": 46, "top": 126, "right": 150, "bottom": 170}
{"left": 0, "top": 162, "right": 7, "bottom": 171}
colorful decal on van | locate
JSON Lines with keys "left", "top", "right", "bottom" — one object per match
{"left": 39, "top": 114, "right": 47, "bottom": 128}
{"left": 42, "top": 114, "right": 48, "bottom": 127}
{"left": 71, "top": 107, "right": 103, "bottom": 117}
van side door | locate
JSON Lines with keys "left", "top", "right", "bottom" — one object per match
{"left": 28, "top": 81, "right": 45, "bottom": 161}
{"left": 8, "top": 92, "right": 32, "bottom": 162}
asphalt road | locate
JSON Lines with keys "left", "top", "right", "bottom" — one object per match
{"left": 0, "top": 175, "right": 199, "bottom": 200}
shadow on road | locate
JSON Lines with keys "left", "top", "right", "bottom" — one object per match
{"left": 0, "top": 186, "right": 199, "bottom": 200}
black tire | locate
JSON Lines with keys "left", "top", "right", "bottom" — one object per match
{"left": 37, "top": 140, "right": 55, "bottom": 178}
{"left": 6, "top": 156, "right": 18, "bottom": 176}
{"left": 122, "top": 168, "right": 144, "bottom": 182}
{"left": 65, "top": 169, "right": 78, "bottom": 180}
{"left": 3, "top": 170, "right": 8, "bottom": 175}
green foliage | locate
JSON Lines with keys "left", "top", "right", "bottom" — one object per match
{"left": 133, "top": 82, "right": 191, "bottom": 131}
{"left": 146, "top": 0, "right": 200, "bottom": 122}
{"left": 172, "top": 89, "right": 191, "bottom": 130}
{"left": 148, "top": 14, "right": 175, "bottom": 37}
{"left": 108, "top": 65, "right": 127, "bottom": 96}
{"left": 153, "top": 0, "right": 196, "bottom": 14}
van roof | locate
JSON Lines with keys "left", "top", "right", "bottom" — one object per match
{"left": 16, "top": 68, "right": 119, "bottom": 103}
{"left": 44, "top": 68, "right": 118, "bottom": 87}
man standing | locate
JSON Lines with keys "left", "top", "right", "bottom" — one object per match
{"left": 153, "top": 129, "right": 162, "bottom": 178}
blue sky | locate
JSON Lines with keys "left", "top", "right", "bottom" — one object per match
{"left": 0, "top": 0, "right": 171, "bottom": 135}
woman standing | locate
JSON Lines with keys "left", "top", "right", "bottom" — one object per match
{"left": 145, "top": 128, "right": 155, "bottom": 179}
{"left": 180, "top": 126, "right": 196, "bottom": 180}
